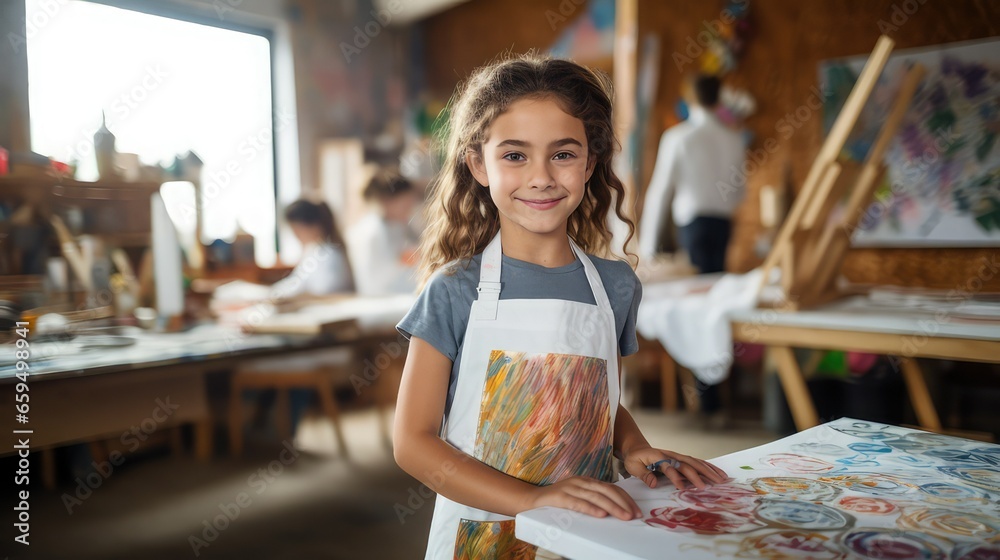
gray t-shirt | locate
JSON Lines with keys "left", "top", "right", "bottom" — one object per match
{"left": 396, "top": 251, "right": 642, "bottom": 415}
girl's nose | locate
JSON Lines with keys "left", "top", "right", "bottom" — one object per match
{"left": 528, "top": 161, "right": 556, "bottom": 189}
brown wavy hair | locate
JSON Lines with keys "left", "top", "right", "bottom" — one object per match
{"left": 284, "top": 199, "right": 345, "bottom": 247}
{"left": 417, "top": 53, "right": 636, "bottom": 288}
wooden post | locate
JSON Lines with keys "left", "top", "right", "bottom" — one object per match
{"left": 612, "top": 0, "right": 638, "bottom": 255}
{"left": 772, "top": 346, "right": 820, "bottom": 431}
{"left": 899, "top": 357, "right": 943, "bottom": 432}
{"left": 659, "top": 348, "right": 678, "bottom": 412}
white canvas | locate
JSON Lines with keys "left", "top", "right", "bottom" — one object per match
{"left": 516, "top": 418, "right": 1000, "bottom": 559}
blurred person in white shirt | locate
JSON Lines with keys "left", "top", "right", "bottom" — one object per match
{"left": 639, "top": 74, "right": 747, "bottom": 273}
{"left": 347, "top": 170, "right": 422, "bottom": 296}
{"left": 271, "top": 199, "right": 355, "bottom": 298}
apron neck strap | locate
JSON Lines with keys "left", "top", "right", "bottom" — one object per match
{"left": 568, "top": 238, "right": 613, "bottom": 312}
{"left": 471, "top": 233, "right": 503, "bottom": 321}
{"left": 473, "top": 231, "right": 614, "bottom": 320}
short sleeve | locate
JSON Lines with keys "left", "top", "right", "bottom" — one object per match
{"left": 617, "top": 265, "right": 642, "bottom": 357}
{"left": 593, "top": 258, "right": 643, "bottom": 358}
{"left": 395, "top": 270, "right": 460, "bottom": 362}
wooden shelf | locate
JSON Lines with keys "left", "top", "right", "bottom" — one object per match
{"left": 0, "top": 175, "right": 163, "bottom": 275}
{"left": 0, "top": 175, "right": 161, "bottom": 202}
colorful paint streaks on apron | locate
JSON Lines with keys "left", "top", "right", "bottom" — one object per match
{"left": 458, "top": 350, "right": 613, "bottom": 558}
{"left": 453, "top": 519, "right": 535, "bottom": 560}
{"left": 475, "top": 350, "right": 613, "bottom": 485}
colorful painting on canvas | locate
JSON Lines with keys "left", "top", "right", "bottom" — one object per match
{"left": 516, "top": 418, "right": 1000, "bottom": 559}
{"left": 819, "top": 38, "right": 1000, "bottom": 247}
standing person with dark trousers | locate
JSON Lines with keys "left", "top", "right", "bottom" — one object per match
{"left": 638, "top": 74, "right": 747, "bottom": 423}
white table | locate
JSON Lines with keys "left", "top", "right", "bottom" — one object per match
{"left": 637, "top": 275, "right": 1000, "bottom": 432}
{"left": 517, "top": 417, "right": 1000, "bottom": 559}
{"left": 729, "top": 295, "right": 1000, "bottom": 432}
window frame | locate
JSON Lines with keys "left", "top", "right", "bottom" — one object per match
{"left": 46, "top": 0, "right": 284, "bottom": 254}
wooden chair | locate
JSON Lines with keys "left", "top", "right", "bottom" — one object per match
{"left": 627, "top": 336, "right": 682, "bottom": 412}
{"left": 229, "top": 348, "right": 354, "bottom": 458}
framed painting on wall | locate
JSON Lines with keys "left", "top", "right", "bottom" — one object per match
{"left": 819, "top": 37, "right": 1000, "bottom": 247}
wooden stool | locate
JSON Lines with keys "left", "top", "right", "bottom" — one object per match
{"left": 230, "top": 349, "right": 354, "bottom": 457}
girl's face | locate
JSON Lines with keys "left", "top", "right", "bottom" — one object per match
{"left": 467, "top": 97, "right": 595, "bottom": 241}
{"left": 290, "top": 222, "right": 324, "bottom": 245}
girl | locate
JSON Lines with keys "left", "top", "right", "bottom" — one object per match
{"left": 271, "top": 199, "right": 354, "bottom": 298}
{"left": 393, "top": 54, "right": 727, "bottom": 559}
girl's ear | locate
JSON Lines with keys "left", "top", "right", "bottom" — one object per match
{"left": 585, "top": 152, "right": 597, "bottom": 183}
{"left": 465, "top": 150, "right": 490, "bottom": 188}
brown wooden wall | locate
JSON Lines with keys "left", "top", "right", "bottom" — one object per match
{"left": 423, "top": 0, "right": 1000, "bottom": 291}
{"left": 423, "top": 0, "right": 572, "bottom": 98}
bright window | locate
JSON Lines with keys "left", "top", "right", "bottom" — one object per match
{"left": 25, "top": 0, "right": 279, "bottom": 265}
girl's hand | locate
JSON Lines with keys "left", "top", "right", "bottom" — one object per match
{"left": 529, "top": 476, "right": 642, "bottom": 521}
{"left": 623, "top": 447, "right": 728, "bottom": 490}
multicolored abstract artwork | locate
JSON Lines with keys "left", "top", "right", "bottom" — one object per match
{"left": 515, "top": 418, "right": 1000, "bottom": 559}
{"left": 820, "top": 38, "right": 1000, "bottom": 247}
{"left": 461, "top": 350, "right": 613, "bottom": 559}
{"left": 453, "top": 519, "right": 535, "bottom": 560}
{"left": 475, "top": 349, "right": 613, "bottom": 485}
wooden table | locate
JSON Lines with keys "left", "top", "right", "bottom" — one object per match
{"left": 517, "top": 417, "right": 1000, "bottom": 558}
{"left": 729, "top": 296, "right": 1000, "bottom": 433}
{"left": 0, "top": 323, "right": 348, "bottom": 487}
{"left": 1, "top": 294, "right": 417, "bottom": 487}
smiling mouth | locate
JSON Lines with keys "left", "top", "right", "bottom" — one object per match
{"left": 518, "top": 197, "right": 565, "bottom": 210}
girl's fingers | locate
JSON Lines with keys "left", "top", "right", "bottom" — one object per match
{"left": 600, "top": 481, "right": 642, "bottom": 518}
{"left": 568, "top": 485, "right": 635, "bottom": 520}
{"left": 708, "top": 461, "right": 729, "bottom": 479}
{"left": 665, "top": 453, "right": 726, "bottom": 485}
{"left": 641, "top": 469, "right": 659, "bottom": 489}
{"left": 593, "top": 479, "right": 641, "bottom": 518}
{"left": 664, "top": 466, "right": 688, "bottom": 491}
{"left": 682, "top": 455, "right": 726, "bottom": 482}
{"left": 541, "top": 477, "right": 642, "bottom": 519}
{"left": 677, "top": 462, "right": 706, "bottom": 489}
{"left": 684, "top": 457, "right": 725, "bottom": 484}
{"left": 565, "top": 496, "right": 607, "bottom": 518}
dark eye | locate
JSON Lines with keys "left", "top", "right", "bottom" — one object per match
{"left": 553, "top": 152, "right": 575, "bottom": 160}
{"left": 502, "top": 152, "right": 525, "bottom": 162}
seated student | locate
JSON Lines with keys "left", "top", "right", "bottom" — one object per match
{"left": 271, "top": 199, "right": 355, "bottom": 298}
{"left": 347, "top": 170, "right": 422, "bottom": 296}
{"left": 240, "top": 199, "right": 354, "bottom": 437}
{"left": 212, "top": 199, "right": 354, "bottom": 306}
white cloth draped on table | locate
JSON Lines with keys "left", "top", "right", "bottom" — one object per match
{"left": 636, "top": 269, "right": 764, "bottom": 384}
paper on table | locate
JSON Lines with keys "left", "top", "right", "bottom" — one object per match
{"left": 211, "top": 280, "right": 274, "bottom": 303}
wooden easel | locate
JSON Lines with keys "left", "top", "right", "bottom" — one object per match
{"left": 757, "top": 36, "right": 927, "bottom": 310}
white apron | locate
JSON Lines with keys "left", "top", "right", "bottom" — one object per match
{"left": 424, "top": 231, "right": 621, "bottom": 560}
